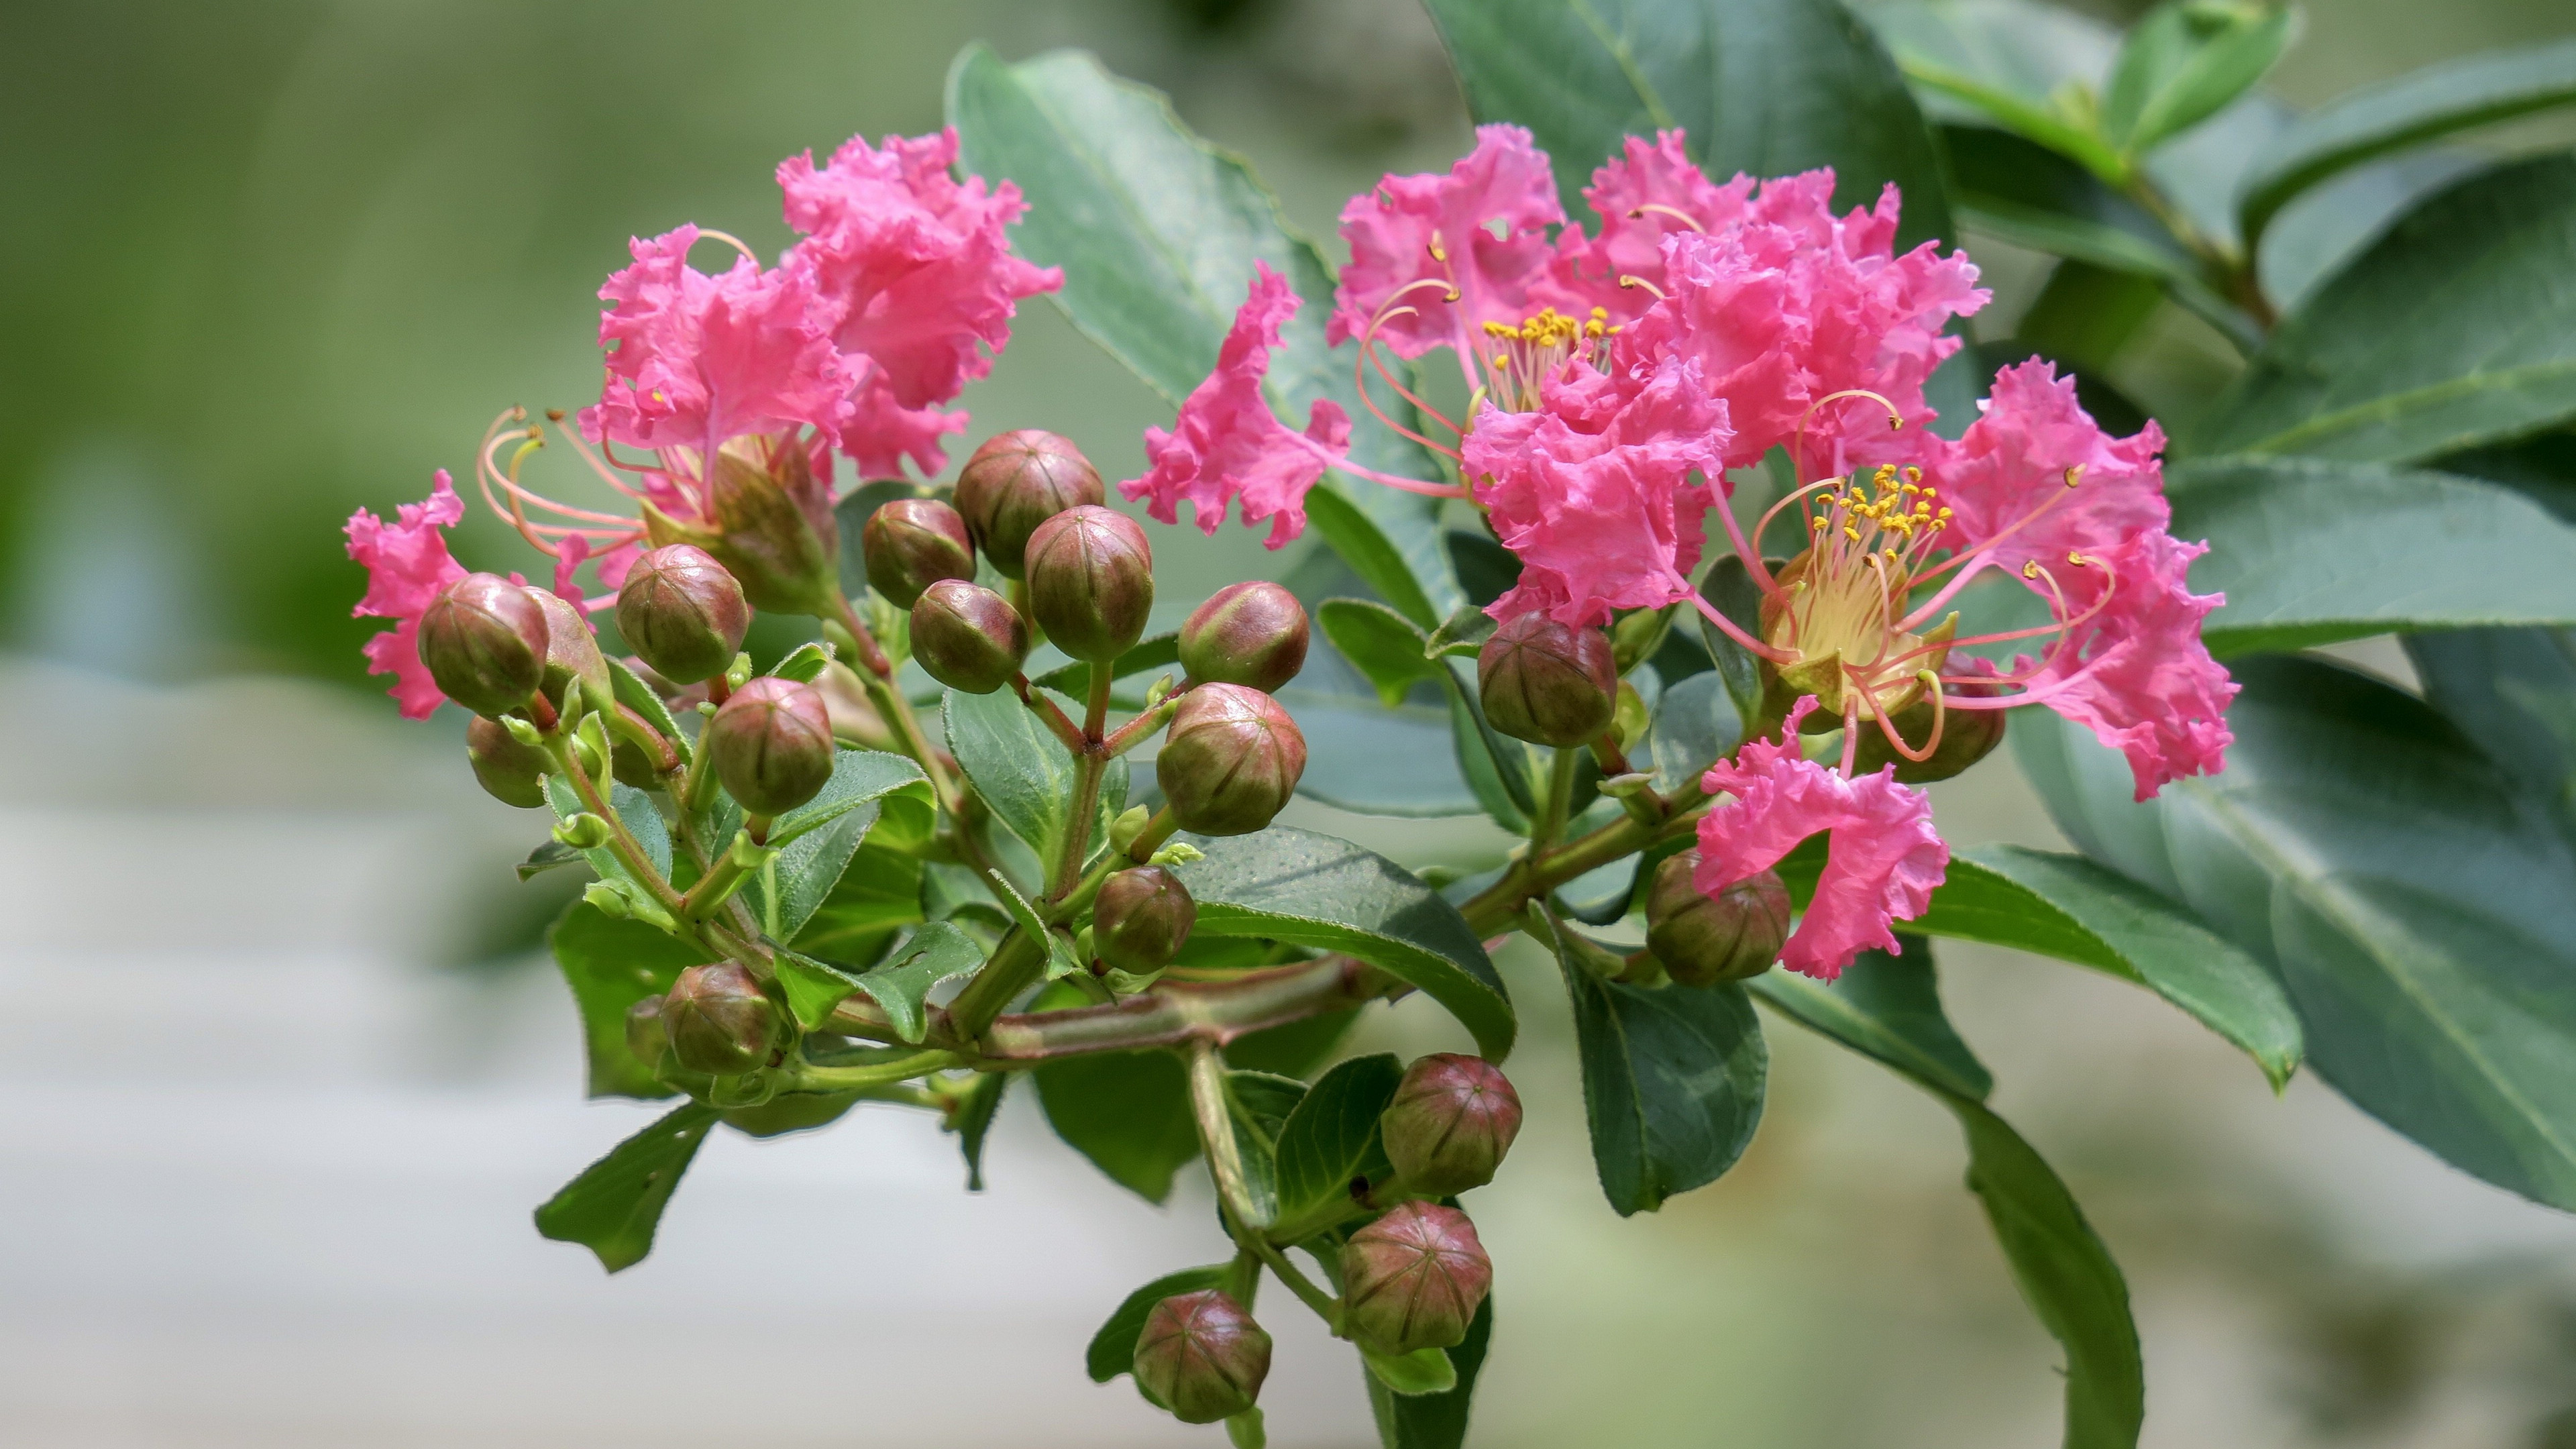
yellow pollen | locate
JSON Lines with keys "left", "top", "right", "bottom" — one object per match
{"left": 2063, "top": 465, "right": 2085, "bottom": 488}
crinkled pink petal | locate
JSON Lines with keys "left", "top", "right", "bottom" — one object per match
{"left": 345, "top": 470, "right": 469, "bottom": 720}
{"left": 1468, "top": 354, "right": 1732, "bottom": 628}
{"left": 840, "top": 367, "right": 971, "bottom": 480}
{"left": 1122, "top": 262, "right": 1350, "bottom": 549}
{"left": 550, "top": 533, "right": 642, "bottom": 612}
{"left": 1885, "top": 359, "right": 2169, "bottom": 569}
{"left": 1696, "top": 697, "right": 1949, "bottom": 979}
{"left": 1327, "top": 125, "right": 1565, "bottom": 358}
{"left": 1539, "top": 130, "right": 1754, "bottom": 323}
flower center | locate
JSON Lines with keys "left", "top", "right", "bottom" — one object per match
{"left": 1478, "top": 307, "right": 1616, "bottom": 413}
{"left": 1762, "top": 466, "right": 1956, "bottom": 724}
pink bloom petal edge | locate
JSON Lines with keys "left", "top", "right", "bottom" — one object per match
{"left": 345, "top": 470, "right": 468, "bottom": 720}
{"left": 1327, "top": 124, "right": 1564, "bottom": 358}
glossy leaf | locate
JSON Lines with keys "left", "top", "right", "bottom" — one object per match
{"left": 1362, "top": 1343, "right": 1458, "bottom": 1397}
{"left": 548, "top": 900, "right": 713, "bottom": 1099}
{"left": 2405, "top": 625, "right": 2576, "bottom": 841}
{"left": 1086, "top": 1264, "right": 1232, "bottom": 1383}
{"left": 943, "top": 684, "right": 1125, "bottom": 863}
{"left": 1285, "top": 690, "right": 1484, "bottom": 818}
{"left": 1319, "top": 598, "right": 1439, "bottom": 707}
{"left": 1036, "top": 1044, "right": 1200, "bottom": 1203}
{"left": 2100, "top": 1, "right": 2294, "bottom": 158}
{"left": 953, "top": 1070, "right": 1011, "bottom": 1192}
{"left": 1366, "top": 1295, "right": 1493, "bottom": 1449}
{"left": 1870, "top": 0, "right": 2125, "bottom": 179}
{"left": 1273, "top": 1053, "right": 1403, "bottom": 1225}
{"left": 533, "top": 1102, "right": 718, "bottom": 1273}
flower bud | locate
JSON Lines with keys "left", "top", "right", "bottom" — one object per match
{"left": 910, "top": 580, "right": 1030, "bottom": 694}
{"left": 615, "top": 544, "right": 749, "bottom": 685}
{"left": 953, "top": 429, "right": 1104, "bottom": 578}
{"left": 417, "top": 573, "right": 547, "bottom": 716}
{"left": 466, "top": 714, "right": 549, "bottom": 808}
{"left": 624, "top": 994, "right": 669, "bottom": 1069}
{"left": 1339, "top": 1202, "right": 1492, "bottom": 1356}
{"left": 1157, "top": 684, "right": 1306, "bottom": 836}
{"left": 705, "top": 676, "right": 835, "bottom": 817}
{"left": 860, "top": 498, "right": 975, "bottom": 609}
{"left": 1180, "top": 582, "right": 1309, "bottom": 692}
{"left": 530, "top": 588, "right": 614, "bottom": 714}
{"left": 1093, "top": 866, "right": 1195, "bottom": 974}
{"left": 1133, "top": 1290, "right": 1271, "bottom": 1425}
{"left": 1477, "top": 613, "right": 1617, "bottom": 748}
{"left": 643, "top": 441, "right": 839, "bottom": 616}
{"left": 662, "top": 962, "right": 784, "bottom": 1075}
{"left": 1380, "top": 1054, "right": 1521, "bottom": 1197}
{"left": 1646, "top": 851, "right": 1790, "bottom": 985}
{"left": 1851, "top": 689, "right": 2009, "bottom": 784}
{"left": 1024, "top": 504, "right": 1154, "bottom": 663}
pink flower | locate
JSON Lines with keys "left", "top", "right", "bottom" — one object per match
{"left": 1326, "top": 124, "right": 1564, "bottom": 359}
{"left": 346, "top": 470, "right": 468, "bottom": 720}
{"left": 1540, "top": 130, "right": 1755, "bottom": 322}
{"left": 549, "top": 533, "right": 641, "bottom": 610}
{"left": 1122, "top": 264, "right": 1351, "bottom": 547}
{"left": 1696, "top": 697, "right": 1948, "bottom": 979}
{"left": 1467, "top": 354, "right": 1731, "bottom": 627}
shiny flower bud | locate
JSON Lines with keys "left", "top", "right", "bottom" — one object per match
{"left": 1157, "top": 684, "right": 1306, "bottom": 836}
{"left": 643, "top": 441, "right": 839, "bottom": 616}
{"left": 1477, "top": 613, "right": 1617, "bottom": 749}
{"left": 662, "top": 962, "right": 784, "bottom": 1075}
{"left": 1339, "top": 1202, "right": 1492, "bottom": 1356}
{"left": 861, "top": 498, "right": 976, "bottom": 608}
{"left": 1380, "top": 1054, "right": 1522, "bottom": 1197}
{"left": 530, "top": 588, "right": 614, "bottom": 714}
{"left": 1851, "top": 689, "right": 2010, "bottom": 784}
{"left": 1133, "top": 1290, "right": 1271, "bottom": 1425}
{"left": 466, "top": 714, "right": 549, "bottom": 808}
{"left": 1180, "top": 581, "right": 1309, "bottom": 692}
{"left": 910, "top": 580, "right": 1030, "bottom": 695}
{"left": 623, "top": 994, "right": 669, "bottom": 1069}
{"left": 1024, "top": 504, "right": 1154, "bottom": 663}
{"left": 1093, "top": 866, "right": 1195, "bottom": 975}
{"left": 704, "top": 676, "right": 835, "bottom": 817}
{"left": 1646, "top": 850, "right": 1790, "bottom": 985}
{"left": 615, "top": 545, "right": 749, "bottom": 686}
{"left": 417, "top": 573, "right": 547, "bottom": 716}
{"left": 953, "top": 429, "right": 1104, "bottom": 578}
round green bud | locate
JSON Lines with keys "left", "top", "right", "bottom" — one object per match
{"left": 1024, "top": 504, "right": 1155, "bottom": 663}
{"left": 417, "top": 572, "right": 548, "bottom": 716}
{"left": 860, "top": 498, "right": 976, "bottom": 609}
{"left": 1477, "top": 612, "right": 1617, "bottom": 749}
{"left": 1380, "top": 1053, "right": 1522, "bottom": 1197}
{"left": 1851, "top": 690, "right": 2010, "bottom": 784}
{"left": 698, "top": 441, "right": 841, "bottom": 616}
{"left": 1645, "top": 851, "right": 1790, "bottom": 986}
{"left": 623, "top": 994, "right": 669, "bottom": 1070}
{"left": 1093, "top": 866, "right": 1196, "bottom": 975}
{"left": 705, "top": 676, "right": 835, "bottom": 817}
{"left": 910, "top": 580, "right": 1030, "bottom": 695}
{"left": 953, "top": 429, "right": 1104, "bottom": 578}
{"left": 466, "top": 714, "right": 549, "bottom": 808}
{"left": 661, "top": 962, "right": 783, "bottom": 1075}
{"left": 1339, "top": 1202, "right": 1493, "bottom": 1356}
{"left": 527, "top": 587, "right": 614, "bottom": 714}
{"left": 1157, "top": 684, "right": 1306, "bottom": 837}
{"left": 1179, "top": 581, "right": 1309, "bottom": 692}
{"left": 615, "top": 544, "right": 749, "bottom": 686}
{"left": 1133, "top": 1290, "right": 1271, "bottom": 1425}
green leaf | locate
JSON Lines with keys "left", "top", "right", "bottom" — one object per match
{"left": 1223, "top": 1068, "right": 1306, "bottom": 1228}
{"left": 2196, "top": 155, "right": 2576, "bottom": 464}
{"left": 986, "top": 867, "right": 1089, "bottom": 983}
{"left": 1226, "top": 1007, "right": 1363, "bottom": 1079}
{"left": 1423, "top": 604, "right": 1495, "bottom": 662}
{"left": 1440, "top": 659, "right": 1542, "bottom": 830}
{"left": 1171, "top": 828, "right": 1516, "bottom": 1060}
{"left": 1748, "top": 941, "right": 1992, "bottom": 1100}
{"left": 2100, "top": 1, "right": 2294, "bottom": 158}
{"left": 519, "top": 837, "right": 585, "bottom": 881}
{"left": 773, "top": 949, "right": 863, "bottom": 1033}
{"left": 1694, "top": 555, "right": 1767, "bottom": 733}
{"left": 533, "top": 1102, "right": 718, "bottom": 1273}
{"left": 1035, "top": 1045, "right": 1199, "bottom": 1203}
{"left": 2017, "top": 655, "right": 2576, "bottom": 1210}
{"left": 1362, "top": 1343, "right": 1459, "bottom": 1397}
{"left": 766, "top": 749, "right": 924, "bottom": 847}
{"left": 946, "top": 46, "right": 1460, "bottom": 628}
{"left": 548, "top": 900, "right": 712, "bottom": 1099}
{"left": 1085, "top": 1264, "right": 1234, "bottom": 1383}
{"left": 782, "top": 921, "right": 986, "bottom": 1040}
{"left": 1031, "top": 632, "right": 1181, "bottom": 695}
{"left": 953, "top": 1070, "right": 1011, "bottom": 1191}
{"left": 2239, "top": 36, "right": 2576, "bottom": 246}
{"left": 1643, "top": 669, "right": 1743, "bottom": 795}
{"left": 1273, "top": 1053, "right": 1403, "bottom": 1225}
{"left": 790, "top": 837, "right": 926, "bottom": 964}
{"left": 1366, "top": 1295, "right": 1493, "bottom": 1449}
{"left": 767, "top": 641, "right": 833, "bottom": 684}
{"left": 1543, "top": 912, "right": 1766, "bottom": 1216}
{"left": 543, "top": 776, "right": 672, "bottom": 920}
{"left": 1319, "top": 598, "right": 1439, "bottom": 707}
{"left": 743, "top": 755, "right": 928, "bottom": 943}
{"left": 606, "top": 656, "right": 690, "bottom": 763}
{"left": 2405, "top": 625, "right": 2576, "bottom": 841}
{"left": 943, "top": 685, "right": 1124, "bottom": 863}
{"left": 1283, "top": 688, "right": 1486, "bottom": 818}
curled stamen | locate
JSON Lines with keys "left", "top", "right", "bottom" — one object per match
{"left": 1791, "top": 388, "right": 1903, "bottom": 495}
{"left": 1626, "top": 203, "right": 1707, "bottom": 233}
{"left": 694, "top": 228, "right": 760, "bottom": 265}
{"left": 1615, "top": 274, "right": 1669, "bottom": 300}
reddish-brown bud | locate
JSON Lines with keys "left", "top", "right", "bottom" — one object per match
{"left": 615, "top": 544, "right": 749, "bottom": 685}
{"left": 1024, "top": 504, "right": 1155, "bottom": 663}
{"left": 910, "top": 580, "right": 1030, "bottom": 695}
{"left": 1851, "top": 688, "right": 2010, "bottom": 784}
{"left": 1093, "top": 866, "right": 1195, "bottom": 974}
{"left": 643, "top": 441, "right": 839, "bottom": 616}
{"left": 1157, "top": 684, "right": 1306, "bottom": 836}
{"left": 417, "top": 573, "right": 547, "bottom": 716}
{"left": 1380, "top": 1054, "right": 1522, "bottom": 1196}
{"left": 529, "top": 588, "right": 614, "bottom": 713}
{"left": 1180, "top": 581, "right": 1309, "bottom": 692}
{"left": 953, "top": 429, "right": 1104, "bottom": 578}
{"left": 860, "top": 498, "right": 975, "bottom": 608}
{"left": 1133, "top": 1290, "right": 1271, "bottom": 1425}
{"left": 661, "top": 962, "right": 783, "bottom": 1075}
{"left": 1477, "top": 613, "right": 1617, "bottom": 748}
{"left": 465, "top": 715, "right": 549, "bottom": 808}
{"left": 1340, "top": 1202, "right": 1492, "bottom": 1356}
{"left": 1646, "top": 851, "right": 1790, "bottom": 985}
{"left": 704, "top": 676, "right": 835, "bottom": 816}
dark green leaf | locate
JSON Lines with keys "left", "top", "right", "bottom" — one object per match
{"left": 1086, "top": 1265, "right": 1232, "bottom": 1383}
{"left": 606, "top": 656, "right": 690, "bottom": 763}
{"left": 943, "top": 685, "right": 1124, "bottom": 863}
{"left": 2405, "top": 625, "right": 2576, "bottom": 840}
{"left": 791, "top": 838, "right": 926, "bottom": 964}
{"left": 1440, "top": 659, "right": 1542, "bottom": 830}
{"left": 1319, "top": 598, "right": 1438, "bottom": 707}
{"left": 543, "top": 776, "right": 672, "bottom": 918}
{"left": 549, "top": 901, "right": 712, "bottom": 1099}
{"left": 1695, "top": 555, "right": 1768, "bottom": 733}
{"left": 953, "top": 1069, "right": 1011, "bottom": 1191}
{"left": 850, "top": 922, "right": 986, "bottom": 1042}
{"left": 1366, "top": 1295, "right": 1493, "bottom": 1449}
{"left": 1644, "top": 669, "right": 1743, "bottom": 794}
{"left": 1173, "top": 828, "right": 1516, "bottom": 1059}
{"left": 2100, "top": 1, "right": 2294, "bottom": 158}
{"left": 1284, "top": 688, "right": 1485, "bottom": 818}
{"left": 1362, "top": 1343, "right": 1458, "bottom": 1397}
{"left": 1036, "top": 1042, "right": 1199, "bottom": 1203}
{"left": 1867, "top": 0, "right": 2118, "bottom": 172}
{"left": 1749, "top": 943, "right": 1992, "bottom": 1100}
{"left": 1224, "top": 1068, "right": 1307, "bottom": 1228}
{"left": 1031, "top": 631, "right": 1181, "bottom": 695}
{"left": 533, "top": 1102, "right": 717, "bottom": 1273}
{"left": 720, "top": 1093, "right": 862, "bottom": 1138}
{"left": 1274, "top": 1053, "right": 1403, "bottom": 1225}
{"left": 519, "top": 837, "right": 585, "bottom": 881}
{"left": 1423, "top": 604, "right": 1496, "bottom": 661}
{"left": 1226, "top": 1007, "right": 1362, "bottom": 1079}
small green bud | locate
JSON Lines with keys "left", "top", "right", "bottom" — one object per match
{"left": 1339, "top": 1202, "right": 1493, "bottom": 1356}
{"left": 861, "top": 497, "right": 976, "bottom": 608}
{"left": 1024, "top": 504, "right": 1155, "bottom": 663}
{"left": 1645, "top": 850, "right": 1790, "bottom": 985}
{"left": 554, "top": 812, "right": 612, "bottom": 850}
{"left": 582, "top": 881, "right": 632, "bottom": 918}
{"left": 1107, "top": 804, "right": 1153, "bottom": 854}
{"left": 623, "top": 994, "right": 669, "bottom": 1068}
{"left": 1179, "top": 582, "right": 1309, "bottom": 692}
{"left": 704, "top": 676, "right": 835, "bottom": 816}
{"left": 417, "top": 573, "right": 548, "bottom": 716}
{"left": 466, "top": 714, "right": 549, "bottom": 808}
{"left": 1379, "top": 1053, "right": 1522, "bottom": 1196}
{"left": 615, "top": 544, "right": 750, "bottom": 686}
{"left": 1477, "top": 612, "right": 1617, "bottom": 749}
{"left": 909, "top": 580, "right": 1030, "bottom": 694}
{"left": 953, "top": 429, "right": 1104, "bottom": 578}
{"left": 1133, "top": 1290, "right": 1272, "bottom": 1425}
{"left": 1610, "top": 604, "right": 1672, "bottom": 673}
{"left": 1093, "top": 866, "right": 1196, "bottom": 974}
{"left": 662, "top": 962, "right": 784, "bottom": 1075}
{"left": 529, "top": 587, "right": 614, "bottom": 715}
{"left": 1157, "top": 684, "right": 1306, "bottom": 837}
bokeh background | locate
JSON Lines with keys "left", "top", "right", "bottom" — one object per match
{"left": 7, "top": 1, "right": 2576, "bottom": 1444}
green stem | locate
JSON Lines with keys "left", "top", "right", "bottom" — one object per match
{"left": 831, "top": 586, "right": 961, "bottom": 816}
{"left": 788, "top": 1049, "right": 961, "bottom": 1092}
{"left": 677, "top": 830, "right": 765, "bottom": 920}
{"left": 944, "top": 924, "right": 1051, "bottom": 1041}
{"left": 1249, "top": 1235, "right": 1341, "bottom": 1328}
{"left": 547, "top": 739, "right": 687, "bottom": 916}
{"left": 1186, "top": 1039, "right": 1265, "bottom": 1230}
{"left": 1533, "top": 746, "right": 1580, "bottom": 851}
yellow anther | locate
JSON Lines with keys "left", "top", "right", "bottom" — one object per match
{"left": 2064, "top": 465, "right": 2085, "bottom": 488}
{"left": 1903, "top": 467, "right": 1923, "bottom": 483}
{"left": 2022, "top": 561, "right": 2042, "bottom": 579}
